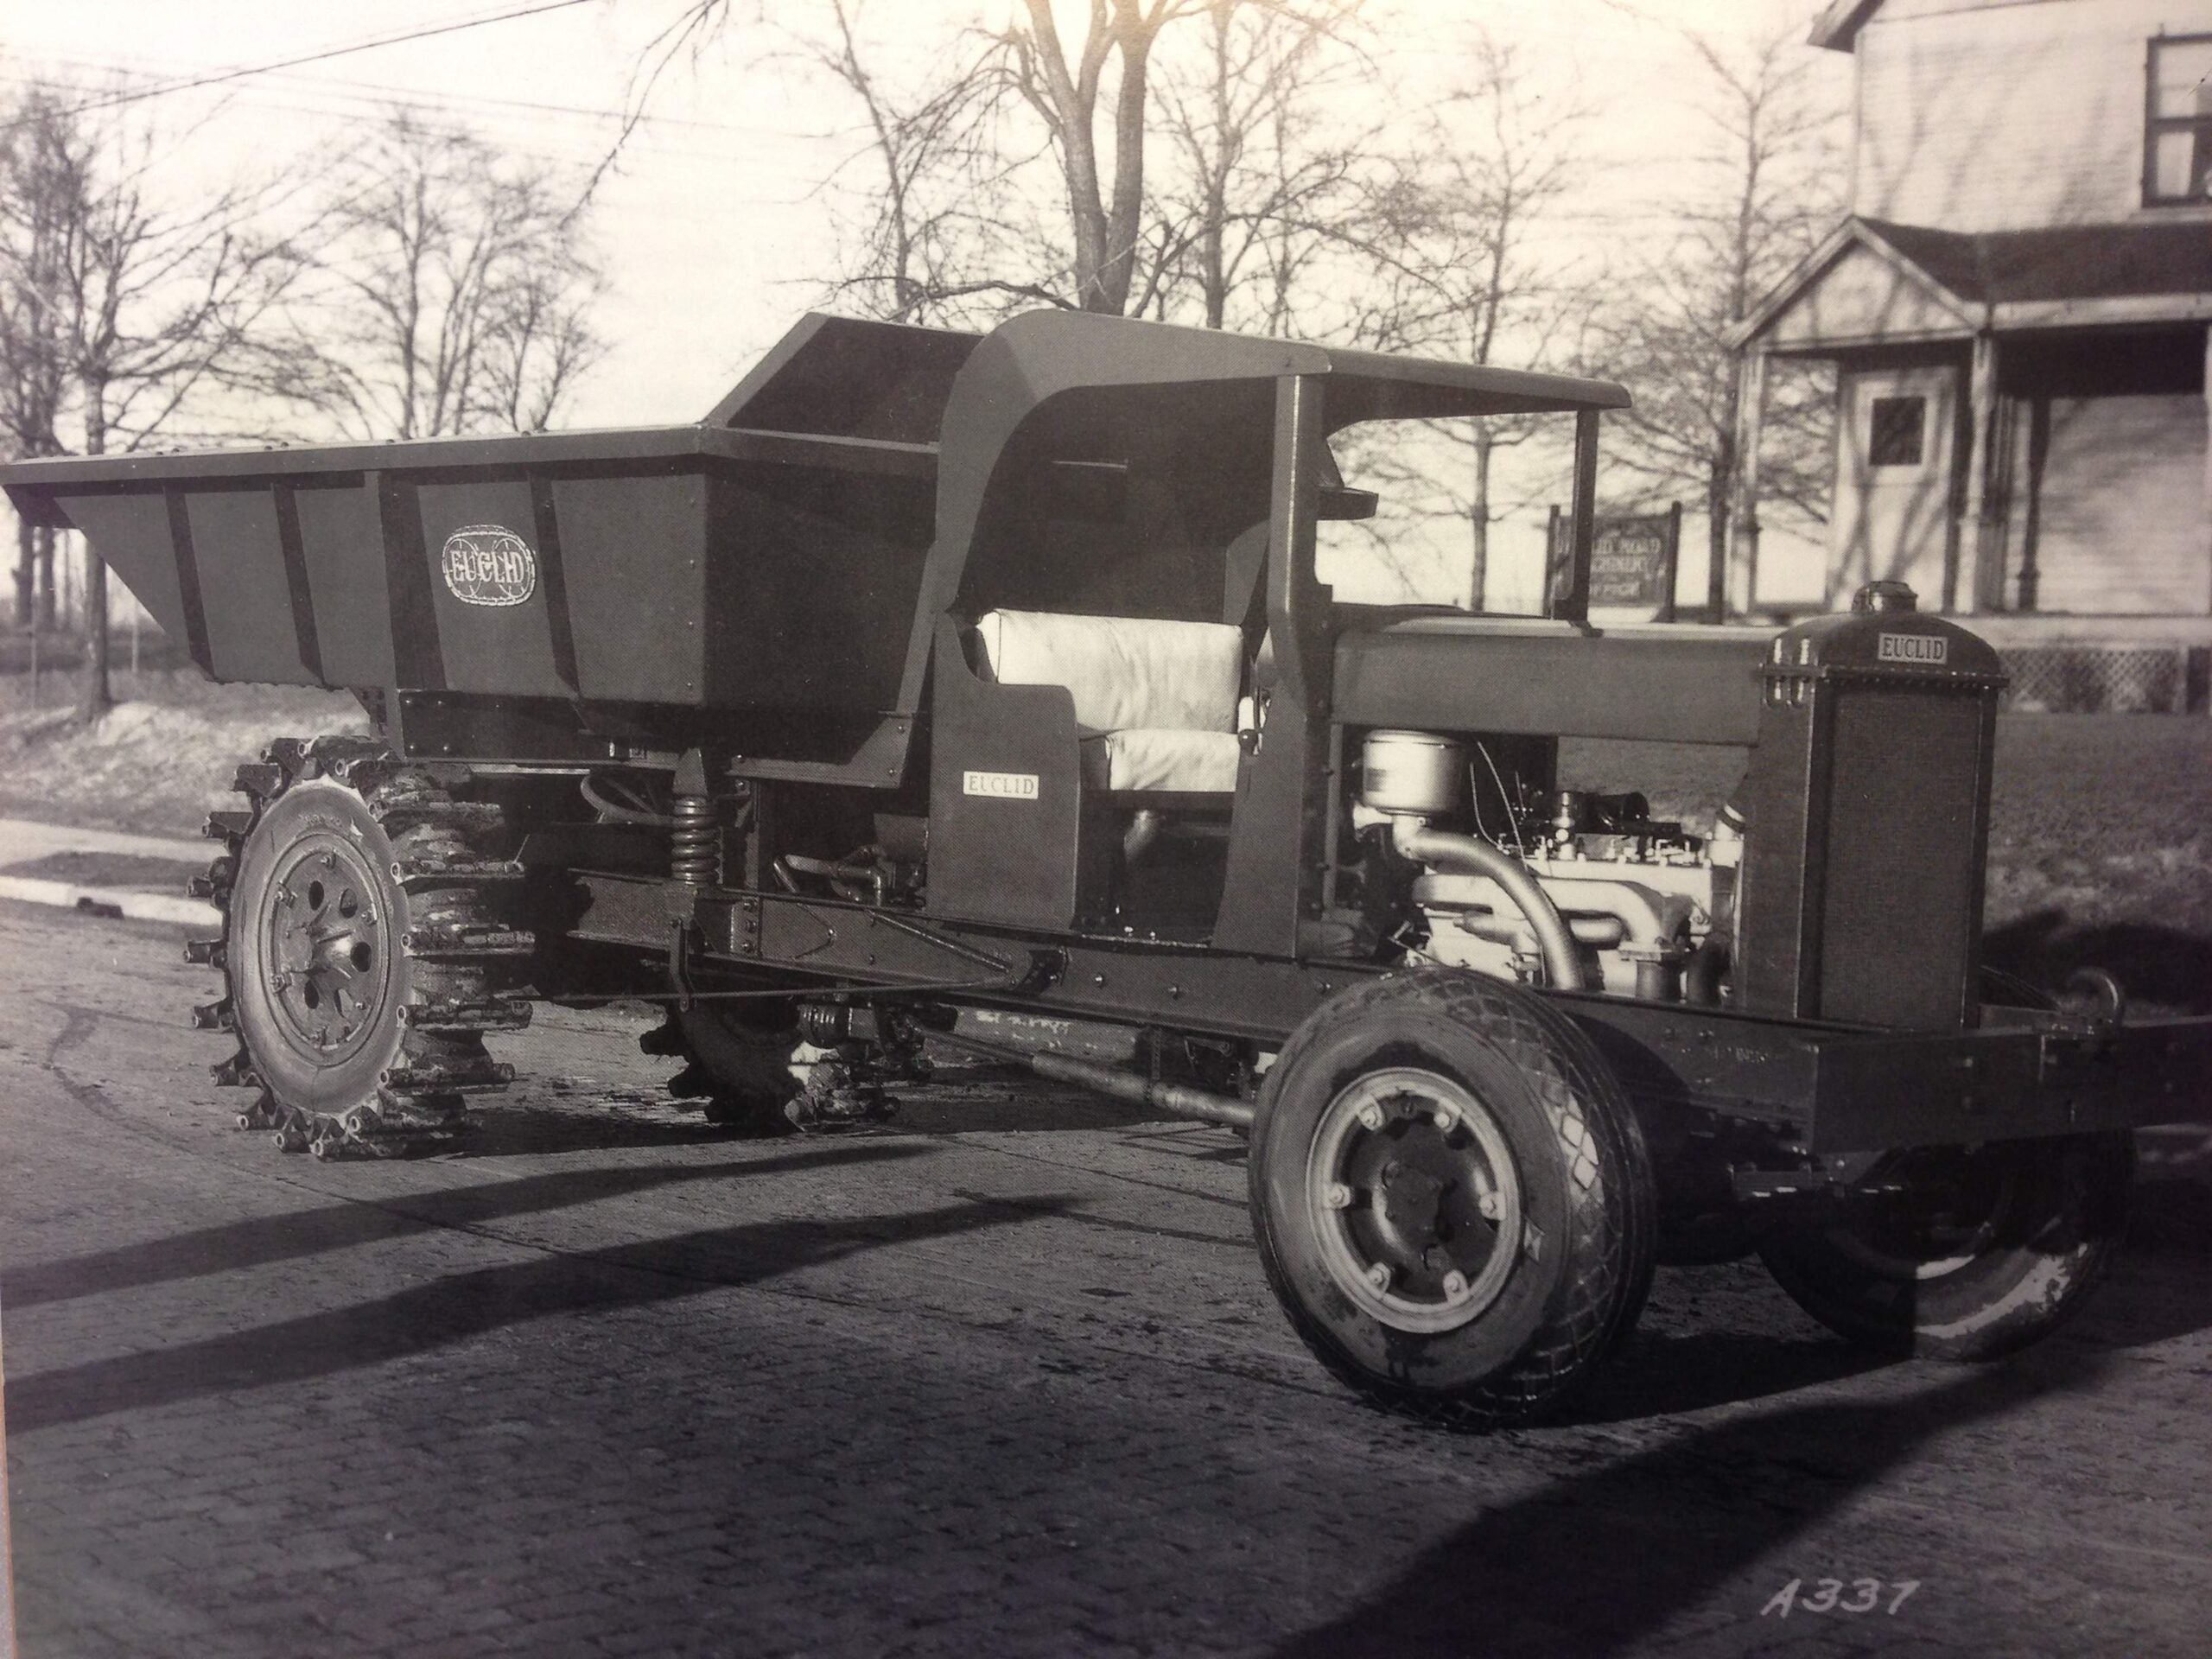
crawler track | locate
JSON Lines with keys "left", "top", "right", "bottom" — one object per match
{"left": 191, "top": 735, "right": 534, "bottom": 1160}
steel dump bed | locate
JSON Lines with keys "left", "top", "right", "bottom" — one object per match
{"left": 0, "top": 315, "right": 976, "bottom": 714}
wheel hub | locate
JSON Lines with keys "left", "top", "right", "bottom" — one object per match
{"left": 1307, "top": 1066, "right": 1523, "bottom": 1333}
{"left": 261, "top": 835, "right": 391, "bottom": 1065}
{"left": 1833, "top": 1146, "right": 2020, "bottom": 1281}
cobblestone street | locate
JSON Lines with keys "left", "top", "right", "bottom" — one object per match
{"left": 3, "top": 896, "right": 2209, "bottom": 1657}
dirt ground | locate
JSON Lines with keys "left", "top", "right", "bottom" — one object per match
{"left": 3, "top": 896, "right": 2209, "bottom": 1658}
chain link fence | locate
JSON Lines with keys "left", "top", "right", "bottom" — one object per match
{"left": 2000, "top": 645, "right": 2212, "bottom": 715}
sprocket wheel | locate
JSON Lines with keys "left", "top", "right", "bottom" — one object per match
{"left": 190, "top": 736, "right": 535, "bottom": 1159}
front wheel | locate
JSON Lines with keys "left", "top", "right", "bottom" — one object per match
{"left": 1249, "top": 969, "right": 1656, "bottom": 1428}
{"left": 1759, "top": 1132, "right": 2133, "bottom": 1359}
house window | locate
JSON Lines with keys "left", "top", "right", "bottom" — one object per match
{"left": 1868, "top": 396, "right": 1926, "bottom": 467}
{"left": 2146, "top": 35, "right": 2212, "bottom": 205}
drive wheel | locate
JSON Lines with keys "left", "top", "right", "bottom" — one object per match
{"left": 1760, "top": 1132, "right": 2132, "bottom": 1359}
{"left": 1249, "top": 969, "right": 1656, "bottom": 1428}
{"left": 194, "top": 738, "right": 531, "bottom": 1159}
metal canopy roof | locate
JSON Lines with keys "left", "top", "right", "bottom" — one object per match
{"left": 973, "top": 308, "right": 1630, "bottom": 422}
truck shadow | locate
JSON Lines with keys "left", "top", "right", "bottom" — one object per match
{"left": 0, "top": 1143, "right": 933, "bottom": 1312}
{"left": 1269, "top": 1349, "right": 2114, "bottom": 1659}
{"left": 2, "top": 1192, "right": 1067, "bottom": 1435}
{"left": 1568, "top": 1325, "right": 1883, "bottom": 1424}
{"left": 1575, "top": 1238, "right": 2212, "bottom": 1427}
{"left": 456, "top": 1097, "right": 794, "bottom": 1156}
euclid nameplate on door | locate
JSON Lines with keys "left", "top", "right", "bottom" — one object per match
{"left": 963, "top": 770, "right": 1039, "bottom": 799}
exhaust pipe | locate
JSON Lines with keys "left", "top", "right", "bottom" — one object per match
{"left": 1389, "top": 819, "right": 1589, "bottom": 994}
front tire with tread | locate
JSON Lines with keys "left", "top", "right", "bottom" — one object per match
{"left": 1249, "top": 968, "right": 1656, "bottom": 1428}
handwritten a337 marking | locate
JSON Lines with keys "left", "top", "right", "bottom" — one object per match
{"left": 1762, "top": 1579, "right": 1921, "bottom": 1618}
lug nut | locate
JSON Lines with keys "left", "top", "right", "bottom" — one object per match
{"left": 1432, "top": 1107, "right": 1455, "bottom": 1131}
{"left": 1478, "top": 1192, "right": 1503, "bottom": 1221}
{"left": 1364, "top": 1262, "right": 1393, "bottom": 1291}
{"left": 1357, "top": 1103, "right": 1385, "bottom": 1131}
{"left": 1441, "top": 1270, "right": 1470, "bottom": 1300}
{"left": 1323, "top": 1182, "right": 1353, "bottom": 1211}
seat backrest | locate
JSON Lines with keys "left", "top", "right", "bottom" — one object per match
{"left": 973, "top": 609, "right": 1243, "bottom": 736}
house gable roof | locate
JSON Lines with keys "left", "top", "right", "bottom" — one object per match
{"left": 1731, "top": 217, "right": 1976, "bottom": 348}
{"left": 1808, "top": 0, "right": 1884, "bottom": 52}
{"left": 1734, "top": 215, "right": 2212, "bottom": 349}
{"left": 1864, "top": 219, "right": 2212, "bottom": 305}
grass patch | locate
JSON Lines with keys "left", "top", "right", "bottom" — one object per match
{"left": 1571, "top": 715, "right": 2211, "bottom": 1011}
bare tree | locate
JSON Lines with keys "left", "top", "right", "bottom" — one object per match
{"left": 305, "top": 111, "right": 603, "bottom": 440}
{"left": 1584, "top": 29, "right": 1843, "bottom": 619}
{"left": 0, "top": 82, "right": 322, "bottom": 715}
{"left": 1337, "top": 30, "right": 1587, "bottom": 604}
{"left": 651, "top": 1, "right": 1376, "bottom": 327}
{"left": 0, "top": 93, "right": 68, "bottom": 632}
{"left": 991, "top": 0, "right": 1210, "bottom": 315}
{"left": 1149, "top": 0, "right": 1374, "bottom": 333}
{"left": 774, "top": 0, "right": 1052, "bottom": 325}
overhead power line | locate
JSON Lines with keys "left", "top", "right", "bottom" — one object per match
{"left": 0, "top": 43, "right": 801, "bottom": 142}
{"left": 6, "top": 0, "right": 598, "bottom": 128}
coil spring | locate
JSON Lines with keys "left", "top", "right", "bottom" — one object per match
{"left": 670, "top": 794, "right": 721, "bottom": 887}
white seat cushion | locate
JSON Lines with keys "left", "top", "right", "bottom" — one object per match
{"left": 975, "top": 609, "right": 1242, "bottom": 736}
{"left": 1080, "top": 728, "right": 1243, "bottom": 793}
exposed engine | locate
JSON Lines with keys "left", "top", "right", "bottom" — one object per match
{"left": 1356, "top": 728, "right": 1738, "bottom": 1005}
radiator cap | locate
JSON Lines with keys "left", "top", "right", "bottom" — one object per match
{"left": 1851, "top": 580, "right": 1917, "bottom": 613}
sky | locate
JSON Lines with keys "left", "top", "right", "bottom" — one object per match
{"left": 0, "top": 0, "right": 1852, "bottom": 429}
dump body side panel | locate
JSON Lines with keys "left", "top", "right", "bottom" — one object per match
{"left": 3, "top": 428, "right": 938, "bottom": 734}
{"left": 707, "top": 466, "right": 934, "bottom": 713}
{"left": 296, "top": 480, "right": 397, "bottom": 686}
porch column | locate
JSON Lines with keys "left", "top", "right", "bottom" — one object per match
{"left": 1959, "top": 330, "right": 1999, "bottom": 613}
{"left": 1727, "top": 346, "right": 1769, "bottom": 619}
{"left": 2202, "top": 322, "right": 2211, "bottom": 615}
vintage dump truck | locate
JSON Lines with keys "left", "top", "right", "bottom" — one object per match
{"left": 7, "top": 309, "right": 2209, "bottom": 1427}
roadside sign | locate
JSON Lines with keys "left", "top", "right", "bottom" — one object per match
{"left": 1548, "top": 503, "right": 1682, "bottom": 620}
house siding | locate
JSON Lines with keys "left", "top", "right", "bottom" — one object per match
{"left": 1855, "top": 0, "right": 2212, "bottom": 231}
{"left": 2004, "top": 390, "right": 2209, "bottom": 609}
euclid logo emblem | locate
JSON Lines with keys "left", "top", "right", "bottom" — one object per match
{"left": 963, "top": 770, "right": 1039, "bottom": 799}
{"left": 1876, "top": 632, "right": 1948, "bottom": 665}
{"left": 442, "top": 524, "right": 537, "bottom": 607}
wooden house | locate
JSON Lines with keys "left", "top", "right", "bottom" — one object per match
{"left": 1735, "top": 0, "right": 2212, "bottom": 624}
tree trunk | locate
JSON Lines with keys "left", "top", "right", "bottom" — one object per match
{"left": 1470, "top": 427, "right": 1494, "bottom": 611}
{"left": 1705, "top": 467, "right": 1731, "bottom": 622}
{"left": 1096, "top": 30, "right": 1154, "bottom": 315}
{"left": 80, "top": 394, "right": 112, "bottom": 718}
{"left": 34, "top": 524, "right": 55, "bottom": 631}
{"left": 1200, "top": 3, "right": 1232, "bottom": 329}
{"left": 13, "top": 518, "right": 32, "bottom": 629}
{"left": 79, "top": 549, "right": 111, "bottom": 721}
